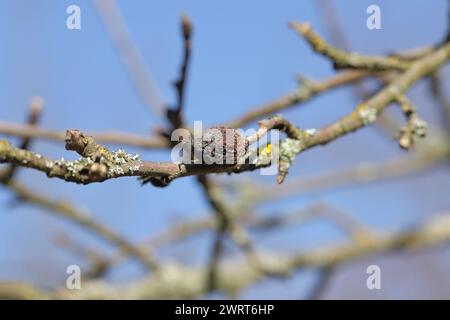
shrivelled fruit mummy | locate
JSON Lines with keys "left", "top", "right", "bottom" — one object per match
{"left": 193, "top": 126, "right": 249, "bottom": 165}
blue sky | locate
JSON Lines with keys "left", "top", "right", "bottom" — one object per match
{"left": 0, "top": 0, "right": 449, "bottom": 298}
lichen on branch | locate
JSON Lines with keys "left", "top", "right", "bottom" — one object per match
{"left": 289, "top": 22, "right": 411, "bottom": 71}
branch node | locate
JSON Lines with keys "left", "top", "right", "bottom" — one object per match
{"left": 394, "top": 96, "right": 428, "bottom": 150}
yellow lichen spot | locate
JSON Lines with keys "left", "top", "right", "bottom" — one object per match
{"left": 261, "top": 143, "right": 272, "bottom": 156}
{"left": 350, "top": 111, "right": 360, "bottom": 121}
{"left": 0, "top": 140, "right": 11, "bottom": 153}
{"left": 356, "top": 103, "right": 367, "bottom": 111}
{"left": 351, "top": 103, "right": 367, "bottom": 120}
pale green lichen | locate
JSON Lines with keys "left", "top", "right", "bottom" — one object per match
{"left": 277, "top": 138, "right": 304, "bottom": 182}
{"left": 251, "top": 147, "right": 270, "bottom": 166}
{"left": 305, "top": 128, "right": 317, "bottom": 136}
{"left": 49, "top": 156, "right": 97, "bottom": 180}
{"left": 358, "top": 107, "right": 377, "bottom": 125}
{"left": 411, "top": 116, "right": 428, "bottom": 137}
{"left": 110, "top": 149, "right": 140, "bottom": 165}
{"left": 45, "top": 160, "right": 53, "bottom": 169}
{"left": 128, "top": 164, "right": 141, "bottom": 175}
{"left": 109, "top": 166, "right": 124, "bottom": 176}
{"left": 1, "top": 138, "right": 141, "bottom": 182}
{"left": 251, "top": 133, "right": 308, "bottom": 183}
{"left": 105, "top": 149, "right": 140, "bottom": 178}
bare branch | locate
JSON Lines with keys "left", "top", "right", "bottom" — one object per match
{"left": 250, "top": 136, "right": 449, "bottom": 204}
{"left": 1, "top": 97, "right": 44, "bottom": 183}
{"left": 289, "top": 22, "right": 411, "bottom": 71}
{"left": 93, "top": 0, "right": 165, "bottom": 117}
{"left": 166, "top": 14, "right": 193, "bottom": 129}
{"left": 11, "top": 212, "right": 450, "bottom": 299}
{"left": 301, "top": 41, "right": 450, "bottom": 151}
{"left": 0, "top": 121, "right": 169, "bottom": 149}
{"left": 306, "top": 266, "right": 334, "bottom": 300}
{"left": 225, "top": 70, "right": 371, "bottom": 128}
{"left": 430, "top": 71, "right": 450, "bottom": 135}
{"left": 3, "top": 180, "right": 158, "bottom": 271}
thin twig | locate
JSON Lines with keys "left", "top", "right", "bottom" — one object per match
{"left": 11, "top": 212, "right": 450, "bottom": 299}
{"left": 0, "top": 121, "right": 169, "bottom": 149}
{"left": 166, "top": 14, "right": 193, "bottom": 129}
{"left": 1, "top": 97, "right": 44, "bottom": 183}
{"left": 430, "top": 72, "right": 450, "bottom": 136}
{"left": 225, "top": 70, "right": 371, "bottom": 128}
{"left": 289, "top": 22, "right": 411, "bottom": 71}
{"left": 3, "top": 180, "right": 159, "bottom": 271}
{"left": 93, "top": 0, "right": 165, "bottom": 117}
{"left": 306, "top": 266, "right": 334, "bottom": 300}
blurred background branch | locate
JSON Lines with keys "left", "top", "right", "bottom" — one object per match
{"left": 0, "top": 0, "right": 449, "bottom": 300}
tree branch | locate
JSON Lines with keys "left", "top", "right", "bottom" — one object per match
{"left": 3, "top": 180, "right": 158, "bottom": 271}
{"left": 10, "top": 212, "right": 450, "bottom": 299}
{"left": 289, "top": 22, "right": 411, "bottom": 71}
{"left": 0, "top": 121, "right": 169, "bottom": 149}
{"left": 225, "top": 70, "right": 372, "bottom": 128}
